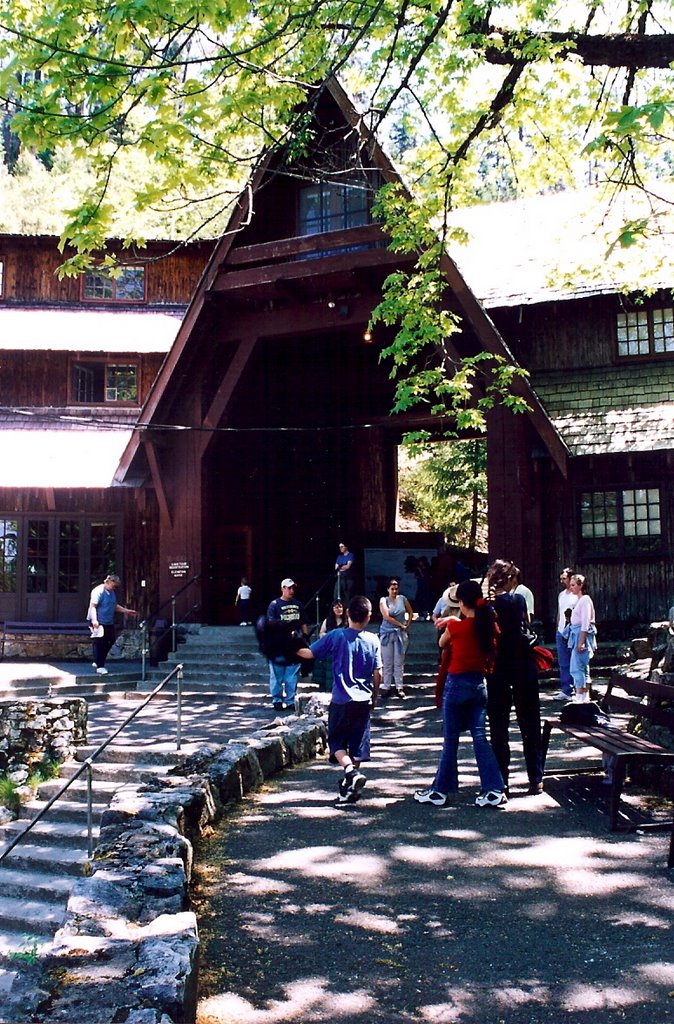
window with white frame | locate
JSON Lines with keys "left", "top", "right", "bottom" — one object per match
{"left": 580, "top": 488, "right": 662, "bottom": 556}
{"left": 617, "top": 307, "right": 674, "bottom": 357}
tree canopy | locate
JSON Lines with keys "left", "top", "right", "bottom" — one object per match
{"left": 1, "top": 0, "right": 673, "bottom": 428}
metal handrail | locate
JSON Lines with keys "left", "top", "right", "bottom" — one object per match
{"left": 140, "top": 601, "right": 201, "bottom": 681}
{"left": 0, "top": 663, "right": 184, "bottom": 864}
{"left": 302, "top": 571, "right": 338, "bottom": 630}
{"left": 138, "top": 573, "right": 202, "bottom": 679}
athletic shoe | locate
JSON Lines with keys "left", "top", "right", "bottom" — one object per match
{"left": 394, "top": 688, "right": 407, "bottom": 700}
{"left": 96, "top": 667, "right": 108, "bottom": 675}
{"left": 413, "top": 787, "right": 448, "bottom": 806}
{"left": 335, "top": 792, "right": 359, "bottom": 807}
{"left": 272, "top": 702, "right": 284, "bottom": 711}
{"left": 475, "top": 789, "right": 508, "bottom": 808}
{"left": 343, "top": 770, "right": 367, "bottom": 799}
{"left": 552, "top": 691, "right": 573, "bottom": 701}
{"left": 92, "top": 662, "right": 98, "bottom": 669}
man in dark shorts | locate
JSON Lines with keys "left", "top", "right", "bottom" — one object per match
{"left": 298, "top": 595, "right": 382, "bottom": 805}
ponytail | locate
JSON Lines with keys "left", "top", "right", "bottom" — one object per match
{"left": 456, "top": 579, "right": 497, "bottom": 656}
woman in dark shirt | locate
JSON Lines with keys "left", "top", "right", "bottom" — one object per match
{"left": 486, "top": 559, "right": 544, "bottom": 795}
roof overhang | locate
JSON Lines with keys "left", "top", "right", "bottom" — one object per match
{"left": 0, "top": 307, "right": 184, "bottom": 353}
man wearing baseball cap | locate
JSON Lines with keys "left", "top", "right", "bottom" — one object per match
{"left": 265, "top": 578, "right": 309, "bottom": 711}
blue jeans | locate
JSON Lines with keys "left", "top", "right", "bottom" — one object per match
{"left": 569, "top": 624, "right": 597, "bottom": 692}
{"left": 556, "top": 631, "right": 574, "bottom": 695}
{"left": 433, "top": 672, "right": 504, "bottom": 794}
{"left": 268, "top": 660, "right": 300, "bottom": 703}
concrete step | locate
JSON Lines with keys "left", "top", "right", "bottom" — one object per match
{"left": 73, "top": 743, "right": 190, "bottom": 766}
{"left": 0, "top": 933, "right": 56, "bottom": 957}
{"left": 0, "top": 866, "right": 73, "bottom": 902}
{"left": 22, "top": 798, "right": 108, "bottom": 824}
{"left": 0, "top": 818, "right": 100, "bottom": 851}
{"left": 0, "top": 894, "right": 66, "bottom": 936}
{"left": 0, "top": 841, "right": 87, "bottom": 877}
{"left": 59, "top": 761, "right": 173, "bottom": 784}
{"left": 37, "top": 777, "right": 122, "bottom": 804}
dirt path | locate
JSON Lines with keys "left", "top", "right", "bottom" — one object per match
{"left": 192, "top": 695, "right": 674, "bottom": 1024}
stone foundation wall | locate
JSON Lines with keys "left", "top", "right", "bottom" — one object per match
{"left": 0, "top": 698, "right": 87, "bottom": 781}
{"left": 2, "top": 628, "right": 142, "bottom": 661}
{"left": 34, "top": 707, "right": 329, "bottom": 1024}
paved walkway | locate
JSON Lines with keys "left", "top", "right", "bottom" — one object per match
{"left": 192, "top": 692, "right": 674, "bottom": 1024}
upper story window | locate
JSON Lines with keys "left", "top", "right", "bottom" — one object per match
{"left": 580, "top": 487, "right": 662, "bottom": 556}
{"left": 298, "top": 182, "right": 370, "bottom": 236}
{"left": 617, "top": 307, "right": 674, "bottom": 357}
{"left": 0, "top": 258, "right": 4, "bottom": 298}
{"left": 71, "top": 361, "right": 138, "bottom": 404}
{"left": 82, "top": 265, "right": 146, "bottom": 303}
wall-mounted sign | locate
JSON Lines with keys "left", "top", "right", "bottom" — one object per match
{"left": 169, "top": 560, "right": 190, "bottom": 579}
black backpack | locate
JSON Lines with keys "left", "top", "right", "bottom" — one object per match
{"left": 560, "top": 700, "right": 610, "bottom": 728}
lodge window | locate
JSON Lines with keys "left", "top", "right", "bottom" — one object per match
{"left": 82, "top": 265, "right": 146, "bottom": 302}
{"left": 580, "top": 488, "right": 662, "bottom": 556}
{"left": 71, "top": 361, "right": 138, "bottom": 404}
{"left": 0, "top": 519, "right": 18, "bottom": 593}
{"left": 616, "top": 307, "right": 674, "bottom": 357}
{"left": 26, "top": 519, "right": 49, "bottom": 593}
{"left": 298, "top": 182, "right": 370, "bottom": 236}
{"left": 0, "top": 515, "right": 120, "bottom": 619}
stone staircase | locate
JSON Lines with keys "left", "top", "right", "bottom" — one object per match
{"left": 138, "top": 624, "right": 271, "bottom": 699}
{"left": 0, "top": 625, "right": 274, "bottom": 989}
{"left": 0, "top": 744, "right": 188, "bottom": 972}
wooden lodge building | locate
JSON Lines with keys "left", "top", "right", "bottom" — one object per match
{"left": 0, "top": 234, "right": 213, "bottom": 625}
{"left": 2, "top": 79, "right": 673, "bottom": 638}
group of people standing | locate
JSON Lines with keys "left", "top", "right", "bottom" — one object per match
{"left": 416, "top": 560, "right": 597, "bottom": 809}
{"left": 254, "top": 548, "right": 598, "bottom": 810}
{"left": 556, "top": 567, "right": 597, "bottom": 702}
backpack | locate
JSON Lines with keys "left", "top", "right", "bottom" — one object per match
{"left": 560, "top": 700, "right": 610, "bottom": 728}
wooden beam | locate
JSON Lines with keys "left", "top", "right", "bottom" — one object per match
{"left": 225, "top": 223, "right": 388, "bottom": 266}
{"left": 198, "top": 335, "right": 259, "bottom": 459}
{"left": 213, "top": 246, "right": 405, "bottom": 294}
{"left": 143, "top": 438, "right": 173, "bottom": 530}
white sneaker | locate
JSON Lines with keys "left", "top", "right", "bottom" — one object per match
{"left": 96, "top": 667, "right": 108, "bottom": 675}
{"left": 475, "top": 789, "right": 508, "bottom": 808}
{"left": 92, "top": 662, "right": 98, "bottom": 669}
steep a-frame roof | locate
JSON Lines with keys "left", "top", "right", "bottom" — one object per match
{"left": 115, "top": 77, "right": 569, "bottom": 484}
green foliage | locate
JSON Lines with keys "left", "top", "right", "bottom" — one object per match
{"left": 1, "top": 0, "right": 673, "bottom": 424}
{"left": 398, "top": 440, "right": 487, "bottom": 549}
{"left": 7, "top": 937, "right": 39, "bottom": 964}
{"left": 26, "top": 758, "right": 62, "bottom": 790}
{"left": 0, "top": 773, "right": 20, "bottom": 810}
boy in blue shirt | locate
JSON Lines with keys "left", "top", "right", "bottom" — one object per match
{"left": 298, "top": 595, "right": 382, "bottom": 805}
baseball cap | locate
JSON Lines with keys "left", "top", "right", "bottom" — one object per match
{"left": 281, "top": 578, "right": 296, "bottom": 588}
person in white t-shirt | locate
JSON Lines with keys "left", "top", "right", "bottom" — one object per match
{"left": 235, "top": 577, "right": 252, "bottom": 625}
{"left": 555, "top": 567, "right": 578, "bottom": 699}
{"left": 514, "top": 572, "right": 534, "bottom": 623}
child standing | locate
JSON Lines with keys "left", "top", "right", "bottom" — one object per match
{"left": 414, "top": 578, "right": 507, "bottom": 809}
{"left": 298, "top": 595, "right": 382, "bottom": 806}
{"left": 235, "top": 577, "right": 252, "bottom": 625}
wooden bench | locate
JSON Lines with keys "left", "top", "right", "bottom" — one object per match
{"left": 541, "top": 670, "right": 674, "bottom": 856}
{"left": 1, "top": 621, "right": 91, "bottom": 659}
